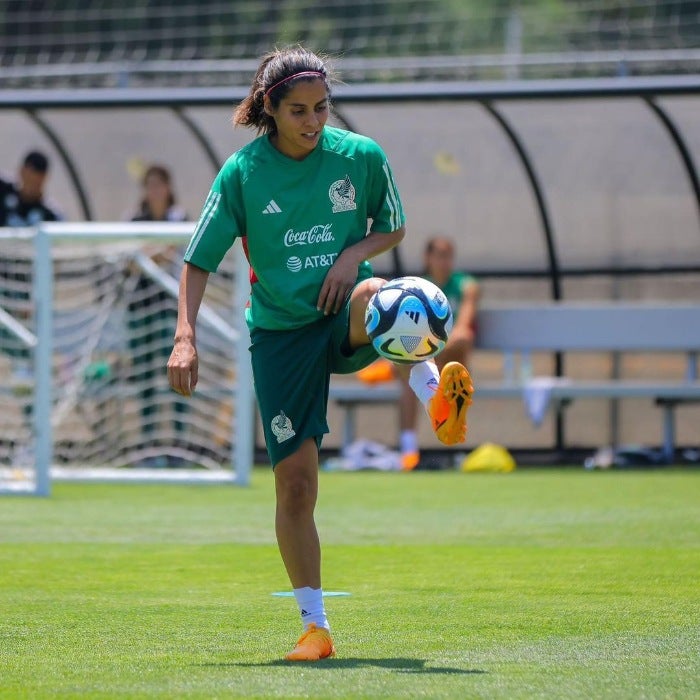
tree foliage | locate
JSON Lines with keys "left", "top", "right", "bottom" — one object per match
{"left": 1, "top": 0, "right": 697, "bottom": 66}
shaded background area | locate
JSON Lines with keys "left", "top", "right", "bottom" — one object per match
{"left": 0, "top": 0, "right": 698, "bottom": 459}
{"left": 1, "top": 87, "right": 698, "bottom": 455}
{"left": 1, "top": 94, "right": 698, "bottom": 273}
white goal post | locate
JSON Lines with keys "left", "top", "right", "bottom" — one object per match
{"left": 0, "top": 222, "right": 254, "bottom": 495}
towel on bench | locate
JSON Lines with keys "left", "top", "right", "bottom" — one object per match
{"left": 523, "top": 376, "right": 572, "bottom": 426}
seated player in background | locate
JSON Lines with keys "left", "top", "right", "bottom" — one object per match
{"left": 397, "top": 236, "right": 479, "bottom": 470}
{"left": 357, "top": 236, "right": 478, "bottom": 469}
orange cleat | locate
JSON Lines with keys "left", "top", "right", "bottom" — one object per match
{"left": 401, "top": 451, "right": 420, "bottom": 471}
{"left": 428, "top": 362, "right": 474, "bottom": 445}
{"left": 284, "top": 623, "right": 336, "bottom": 662}
{"left": 356, "top": 358, "right": 395, "bottom": 384}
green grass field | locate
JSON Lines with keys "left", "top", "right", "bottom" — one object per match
{"left": 1, "top": 469, "right": 698, "bottom": 699}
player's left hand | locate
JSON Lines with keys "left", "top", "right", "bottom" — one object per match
{"left": 317, "top": 251, "right": 358, "bottom": 315}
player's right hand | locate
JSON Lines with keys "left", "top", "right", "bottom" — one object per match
{"left": 167, "top": 339, "right": 198, "bottom": 397}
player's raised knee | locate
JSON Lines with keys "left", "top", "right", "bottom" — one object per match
{"left": 351, "top": 277, "right": 385, "bottom": 306}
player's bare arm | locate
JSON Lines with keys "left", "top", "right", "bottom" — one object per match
{"left": 168, "top": 262, "right": 210, "bottom": 396}
{"left": 449, "top": 280, "right": 480, "bottom": 345}
{"left": 317, "top": 227, "right": 405, "bottom": 315}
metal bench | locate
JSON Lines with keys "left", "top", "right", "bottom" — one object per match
{"left": 329, "top": 302, "right": 700, "bottom": 460}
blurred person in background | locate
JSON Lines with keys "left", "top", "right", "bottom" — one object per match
{"left": 400, "top": 236, "right": 479, "bottom": 469}
{"left": 0, "top": 150, "right": 62, "bottom": 371}
{"left": 130, "top": 164, "right": 187, "bottom": 223}
{"left": 359, "top": 236, "right": 479, "bottom": 470}
{"left": 0, "top": 150, "right": 63, "bottom": 461}
{"left": 127, "top": 165, "right": 188, "bottom": 467}
{"left": 0, "top": 150, "right": 62, "bottom": 315}
{"left": 0, "top": 150, "right": 62, "bottom": 227}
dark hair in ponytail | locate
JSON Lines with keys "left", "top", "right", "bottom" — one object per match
{"left": 233, "top": 46, "right": 331, "bottom": 134}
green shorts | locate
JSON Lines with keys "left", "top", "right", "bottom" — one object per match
{"left": 250, "top": 294, "right": 378, "bottom": 467}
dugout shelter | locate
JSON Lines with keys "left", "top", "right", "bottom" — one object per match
{"left": 0, "top": 76, "right": 699, "bottom": 489}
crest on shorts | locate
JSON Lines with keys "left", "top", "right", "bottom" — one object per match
{"left": 329, "top": 175, "right": 357, "bottom": 213}
{"left": 271, "top": 411, "right": 296, "bottom": 443}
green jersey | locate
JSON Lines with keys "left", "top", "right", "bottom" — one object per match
{"left": 185, "top": 126, "right": 405, "bottom": 331}
{"left": 430, "top": 272, "right": 477, "bottom": 317}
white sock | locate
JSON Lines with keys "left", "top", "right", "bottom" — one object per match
{"left": 400, "top": 429, "right": 418, "bottom": 455}
{"left": 409, "top": 361, "right": 440, "bottom": 408}
{"left": 293, "top": 586, "right": 329, "bottom": 631}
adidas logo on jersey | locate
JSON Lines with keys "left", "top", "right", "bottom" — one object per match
{"left": 262, "top": 199, "right": 282, "bottom": 214}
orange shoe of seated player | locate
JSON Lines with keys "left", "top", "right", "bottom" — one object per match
{"left": 284, "top": 624, "right": 336, "bottom": 662}
{"left": 428, "top": 362, "right": 474, "bottom": 446}
{"left": 356, "top": 358, "right": 395, "bottom": 384}
{"left": 401, "top": 451, "right": 420, "bottom": 471}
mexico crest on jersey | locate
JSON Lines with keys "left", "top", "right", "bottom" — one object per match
{"left": 329, "top": 175, "right": 357, "bottom": 213}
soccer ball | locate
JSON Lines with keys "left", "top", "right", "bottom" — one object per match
{"left": 364, "top": 276, "right": 453, "bottom": 364}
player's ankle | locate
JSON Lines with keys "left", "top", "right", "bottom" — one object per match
{"left": 408, "top": 361, "right": 440, "bottom": 408}
{"left": 293, "top": 586, "right": 329, "bottom": 631}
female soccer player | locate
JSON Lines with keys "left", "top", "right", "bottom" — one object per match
{"left": 167, "top": 46, "right": 473, "bottom": 661}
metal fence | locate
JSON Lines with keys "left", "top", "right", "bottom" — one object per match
{"left": 1, "top": 0, "right": 699, "bottom": 87}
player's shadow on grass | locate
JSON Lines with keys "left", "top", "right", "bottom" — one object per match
{"left": 204, "top": 658, "right": 486, "bottom": 675}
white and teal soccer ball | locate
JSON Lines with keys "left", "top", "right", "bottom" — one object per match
{"left": 365, "top": 276, "right": 453, "bottom": 364}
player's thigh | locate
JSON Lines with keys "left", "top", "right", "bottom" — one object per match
{"left": 328, "top": 279, "right": 385, "bottom": 374}
{"left": 347, "top": 277, "right": 385, "bottom": 349}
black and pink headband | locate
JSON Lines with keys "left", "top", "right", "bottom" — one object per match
{"left": 265, "top": 71, "right": 325, "bottom": 97}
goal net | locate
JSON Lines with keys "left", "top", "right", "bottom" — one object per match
{"left": 0, "top": 223, "right": 254, "bottom": 495}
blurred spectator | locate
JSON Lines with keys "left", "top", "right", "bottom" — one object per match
{"left": 130, "top": 164, "right": 187, "bottom": 223}
{"left": 0, "top": 151, "right": 63, "bottom": 460}
{"left": 1, "top": 150, "right": 62, "bottom": 315}
{"left": 126, "top": 165, "right": 188, "bottom": 466}
{"left": 0, "top": 150, "right": 62, "bottom": 227}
